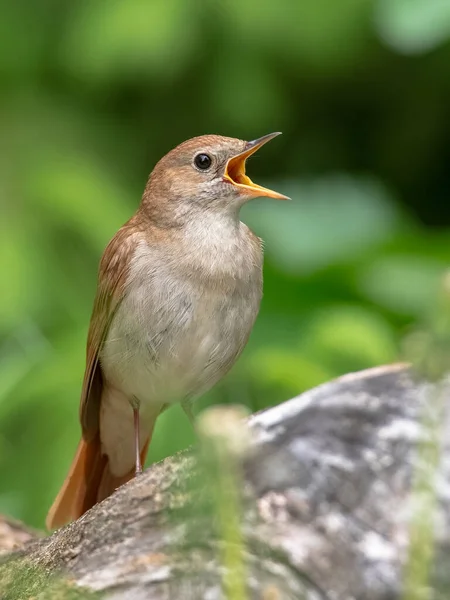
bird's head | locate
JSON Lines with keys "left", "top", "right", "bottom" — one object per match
{"left": 142, "top": 133, "right": 289, "bottom": 225}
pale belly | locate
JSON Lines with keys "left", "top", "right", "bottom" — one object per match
{"left": 100, "top": 273, "right": 261, "bottom": 412}
{"left": 98, "top": 229, "right": 262, "bottom": 475}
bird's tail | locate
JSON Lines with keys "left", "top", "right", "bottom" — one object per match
{"left": 46, "top": 434, "right": 150, "bottom": 530}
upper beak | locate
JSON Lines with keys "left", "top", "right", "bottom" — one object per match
{"left": 223, "top": 132, "right": 290, "bottom": 200}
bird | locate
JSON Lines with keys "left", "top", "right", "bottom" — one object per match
{"left": 46, "top": 132, "right": 289, "bottom": 530}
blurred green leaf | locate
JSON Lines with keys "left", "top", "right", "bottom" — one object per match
{"left": 62, "top": 0, "right": 199, "bottom": 82}
{"left": 244, "top": 176, "right": 399, "bottom": 274}
{"left": 302, "top": 304, "right": 398, "bottom": 372}
{"left": 0, "top": 4, "right": 47, "bottom": 76}
{"left": 0, "top": 226, "right": 37, "bottom": 329}
{"left": 358, "top": 256, "right": 447, "bottom": 316}
{"left": 210, "top": 54, "right": 289, "bottom": 131}
{"left": 247, "top": 304, "right": 397, "bottom": 396}
{"left": 0, "top": 324, "right": 51, "bottom": 414}
{"left": 29, "top": 153, "right": 132, "bottom": 252}
{"left": 225, "top": 0, "right": 371, "bottom": 71}
{"left": 248, "top": 348, "right": 331, "bottom": 394}
{"left": 375, "top": 0, "right": 450, "bottom": 54}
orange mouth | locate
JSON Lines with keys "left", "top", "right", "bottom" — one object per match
{"left": 224, "top": 132, "right": 290, "bottom": 200}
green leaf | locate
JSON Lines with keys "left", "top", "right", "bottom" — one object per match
{"left": 62, "top": 0, "right": 198, "bottom": 83}
{"left": 209, "top": 55, "right": 289, "bottom": 131}
{"left": 374, "top": 0, "right": 450, "bottom": 54}
{"left": 243, "top": 175, "right": 399, "bottom": 274}
{"left": 247, "top": 347, "right": 331, "bottom": 394}
{"left": 302, "top": 305, "right": 398, "bottom": 371}
{"left": 29, "top": 153, "right": 133, "bottom": 252}
{"left": 0, "top": 324, "right": 51, "bottom": 415}
{"left": 0, "top": 225, "right": 41, "bottom": 329}
{"left": 358, "top": 256, "right": 447, "bottom": 316}
{"left": 225, "top": 0, "right": 371, "bottom": 71}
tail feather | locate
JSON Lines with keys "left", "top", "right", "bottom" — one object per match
{"left": 46, "top": 435, "right": 150, "bottom": 530}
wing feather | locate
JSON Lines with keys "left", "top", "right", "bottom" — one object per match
{"left": 79, "top": 223, "right": 140, "bottom": 439}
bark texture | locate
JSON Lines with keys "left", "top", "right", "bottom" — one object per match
{"left": 1, "top": 364, "right": 449, "bottom": 599}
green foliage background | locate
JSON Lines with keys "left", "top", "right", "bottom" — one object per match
{"left": 1, "top": 0, "right": 450, "bottom": 529}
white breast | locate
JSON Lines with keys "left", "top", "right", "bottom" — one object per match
{"left": 101, "top": 218, "right": 262, "bottom": 412}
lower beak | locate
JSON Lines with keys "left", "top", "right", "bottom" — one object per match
{"left": 223, "top": 132, "right": 290, "bottom": 200}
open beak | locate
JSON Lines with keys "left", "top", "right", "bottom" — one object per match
{"left": 223, "top": 132, "right": 290, "bottom": 200}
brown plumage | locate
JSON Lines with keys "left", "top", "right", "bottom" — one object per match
{"left": 46, "top": 133, "right": 288, "bottom": 530}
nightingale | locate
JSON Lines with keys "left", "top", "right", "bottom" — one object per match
{"left": 46, "top": 132, "right": 289, "bottom": 530}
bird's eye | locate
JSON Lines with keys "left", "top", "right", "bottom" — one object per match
{"left": 194, "top": 153, "right": 212, "bottom": 170}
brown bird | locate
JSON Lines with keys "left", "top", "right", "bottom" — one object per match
{"left": 46, "top": 132, "right": 288, "bottom": 530}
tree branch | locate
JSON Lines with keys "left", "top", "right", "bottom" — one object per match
{"left": 2, "top": 364, "right": 449, "bottom": 599}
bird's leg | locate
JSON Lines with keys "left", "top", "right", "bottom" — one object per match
{"left": 181, "top": 400, "right": 196, "bottom": 428}
{"left": 132, "top": 405, "right": 143, "bottom": 476}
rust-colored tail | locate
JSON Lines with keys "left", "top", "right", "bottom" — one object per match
{"left": 46, "top": 435, "right": 150, "bottom": 530}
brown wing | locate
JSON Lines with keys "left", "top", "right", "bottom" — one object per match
{"left": 79, "top": 223, "right": 140, "bottom": 440}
